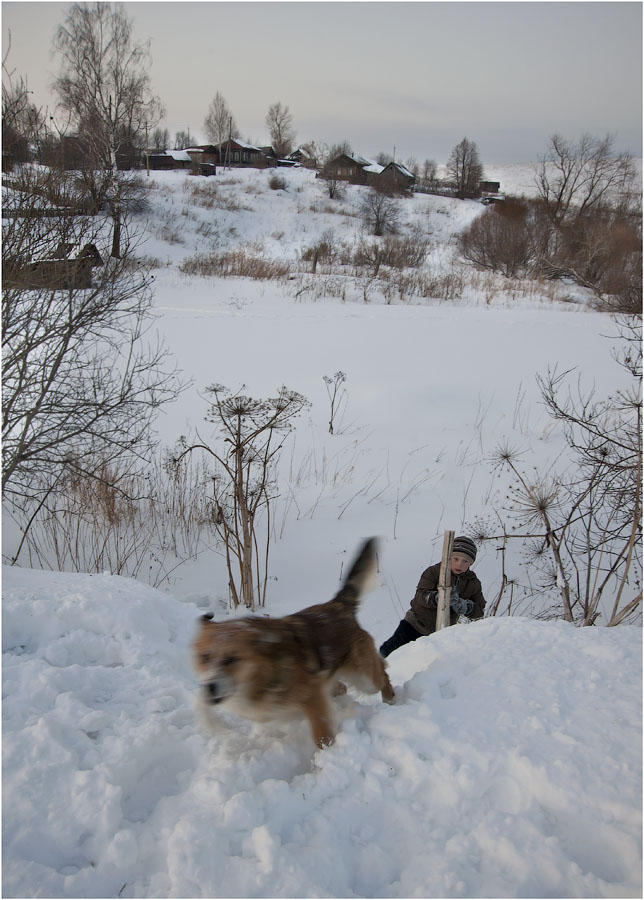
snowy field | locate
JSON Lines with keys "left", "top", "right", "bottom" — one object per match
{"left": 3, "top": 163, "right": 642, "bottom": 898}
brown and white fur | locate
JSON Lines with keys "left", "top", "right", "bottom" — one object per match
{"left": 192, "top": 538, "right": 394, "bottom": 748}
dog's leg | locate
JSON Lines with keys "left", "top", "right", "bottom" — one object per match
{"left": 379, "top": 666, "right": 395, "bottom": 704}
{"left": 302, "top": 689, "right": 335, "bottom": 748}
{"left": 343, "top": 630, "right": 396, "bottom": 704}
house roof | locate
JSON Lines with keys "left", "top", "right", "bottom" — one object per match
{"left": 151, "top": 149, "right": 191, "bottom": 161}
{"left": 362, "top": 159, "right": 385, "bottom": 175}
{"left": 384, "top": 162, "right": 415, "bottom": 179}
{"left": 332, "top": 153, "right": 384, "bottom": 174}
{"left": 217, "top": 138, "right": 264, "bottom": 152}
{"left": 185, "top": 145, "right": 219, "bottom": 154}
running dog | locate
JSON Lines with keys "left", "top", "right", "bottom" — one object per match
{"left": 192, "top": 538, "right": 394, "bottom": 748}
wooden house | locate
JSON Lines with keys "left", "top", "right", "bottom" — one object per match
{"left": 379, "top": 162, "right": 416, "bottom": 191}
{"left": 4, "top": 242, "right": 104, "bottom": 290}
{"left": 145, "top": 149, "right": 192, "bottom": 170}
{"left": 186, "top": 145, "right": 220, "bottom": 167}
{"left": 216, "top": 139, "right": 270, "bottom": 168}
{"left": 323, "top": 154, "right": 383, "bottom": 185}
{"left": 286, "top": 147, "right": 317, "bottom": 168}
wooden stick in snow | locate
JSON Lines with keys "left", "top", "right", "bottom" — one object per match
{"left": 435, "top": 530, "right": 454, "bottom": 631}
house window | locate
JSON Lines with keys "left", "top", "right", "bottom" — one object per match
{"left": 243, "top": 152, "right": 248, "bottom": 162}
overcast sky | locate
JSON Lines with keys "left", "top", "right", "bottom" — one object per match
{"left": 2, "top": 1, "right": 642, "bottom": 164}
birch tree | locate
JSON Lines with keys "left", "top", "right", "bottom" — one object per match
{"left": 447, "top": 137, "right": 483, "bottom": 199}
{"left": 203, "top": 91, "right": 239, "bottom": 145}
{"left": 52, "top": 2, "right": 163, "bottom": 256}
{"left": 265, "top": 101, "right": 295, "bottom": 157}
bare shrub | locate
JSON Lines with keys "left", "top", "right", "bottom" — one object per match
{"left": 269, "top": 174, "right": 287, "bottom": 191}
{"left": 187, "top": 180, "right": 219, "bottom": 208}
{"left": 474, "top": 318, "right": 641, "bottom": 626}
{"left": 6, "top": 452, "right": 215, "bottom": 584}
{"left": 353, "top": 233, "right": 428, "bottom": 275}
{"left": 300, "top": 229, "right": 340, "bottom": 271}
{"left": 459, "top": 200, "right": 531, "bottom": 277}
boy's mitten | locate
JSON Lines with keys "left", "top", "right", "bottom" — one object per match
{"left": 450, "top": 587, "right": 474, "bottom": 617}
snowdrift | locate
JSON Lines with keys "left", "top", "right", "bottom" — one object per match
{"left": 3, "top": 565, "right": 641, "bottom": 898}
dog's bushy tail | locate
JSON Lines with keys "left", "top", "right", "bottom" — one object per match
{"left": 332, "top": 537, "right": 379, "bottom": 607}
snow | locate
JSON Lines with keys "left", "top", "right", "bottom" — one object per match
{"left": 3, "top": 162, "right": 642, "bottom": 898}
{"left": 3, "top": 566, "right": 641, "bottom": 898}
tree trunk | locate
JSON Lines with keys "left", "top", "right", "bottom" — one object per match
{"left": 111, "top": 206, "right": 121, "bottom": 259}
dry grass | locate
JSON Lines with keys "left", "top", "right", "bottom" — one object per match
{"left": 180, "top": 248, "right": 291, "bottom": 280}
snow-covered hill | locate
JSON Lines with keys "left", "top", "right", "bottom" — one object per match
{"left": 3, "top": 565, "right": 641, "bottom": 898}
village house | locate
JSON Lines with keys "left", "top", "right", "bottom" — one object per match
{"left": 285, "top": 147, "right": 317, "bottom": 168}
{"left": 322, "top": 154, "right": 417, "bottom": 191}
{"left": 4, "top": 242, "right": 104, "bottom": 290}
{"left": 185, "top": 145, "right": 220, "bottom": 169}
{"left": 145, "top": 149, "right": 192, "bottom": 170}
{"left": 186, "top": 140, "right": 276, "bottom": 171}
{"left": 379, "top": 161, "right": 416, "bottom": 191}
{"left": 323, "top": 154, "right": 384, "bottom": 185}
{"left": 217, "top": 139, "right": 273, "bottom": 168}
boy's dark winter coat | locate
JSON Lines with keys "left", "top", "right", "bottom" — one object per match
{"left": 405, "top": 563, "right": 485, "bottom": 635}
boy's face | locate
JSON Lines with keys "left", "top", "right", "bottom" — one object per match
{"left": 450, "top": 552, "right": 472, "bottom": 575}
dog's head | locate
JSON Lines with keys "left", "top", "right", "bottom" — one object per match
{"left": 192, "top": 613, "right": 289, "bottom": 707}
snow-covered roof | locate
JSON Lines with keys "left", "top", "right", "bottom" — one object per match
{"left": 221, "top": 138, "right": 264, "bottom": 152}
{"left": 387, "top": 162, "right": 415, "bottom": 179}
{"left": 152, "top": 149, "right": 192, "bottom": 161}
{"left": 165, "top": 149, "right": 191, "bottom": 162}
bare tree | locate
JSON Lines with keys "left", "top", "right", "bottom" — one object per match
{"left": 375, "top": 151, "right": 393, "bottom": 166}
{"left": 404, "top": 156, "right": 419, "bottom": 179}
{"left": 421, "top": 158, "right": 438, "bottom": 189}
{"left": 324, "top": 140, "right": 352, "bottom": 164}
{"left": 535, "top": 133, "right": 636, "bottom": 226}
{"left": 360, "top": 190, "right": 401, "bottom": 236}
{"left": 175, "top": 385, "right": 309, "bottom": 609}
{"left": 2, "top": 165, "right": 183, "bottom": 557}
{"left": 319, "top": 167, "right": 345, "bottom": 200}
{"left": 203, "top": 91, "right": 239, "bottom": 145}
{"left": 447, "top": 137, "right": 483, "bottom": 199}
{"left": 297, "top": 139, "right": 325, "bottom": 168}
{"left": 265, "top": 101, "right": 295, "bottom": 157}
{"left": 52, "top": 2, "right": 164, "bottom": 256}
{"left": 173, "top": 128, "right": 193, "bottom": 149}
{"left": 2, "top": 35, "right": 47, "bottom": 167}
{"left": 150, "top": 126, "right": 169, "bottom": 150}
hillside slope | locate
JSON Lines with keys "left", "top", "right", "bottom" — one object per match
{"left": 3, "top": 565, "right": 641, "bottom": 898}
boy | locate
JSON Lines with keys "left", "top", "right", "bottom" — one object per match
{"left": 379, "top": 536, "right": 485, "bottom": 658}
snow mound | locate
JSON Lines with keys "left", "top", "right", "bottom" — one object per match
{"left": 2, "top": 565, "right": 641, "bottom": 898}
